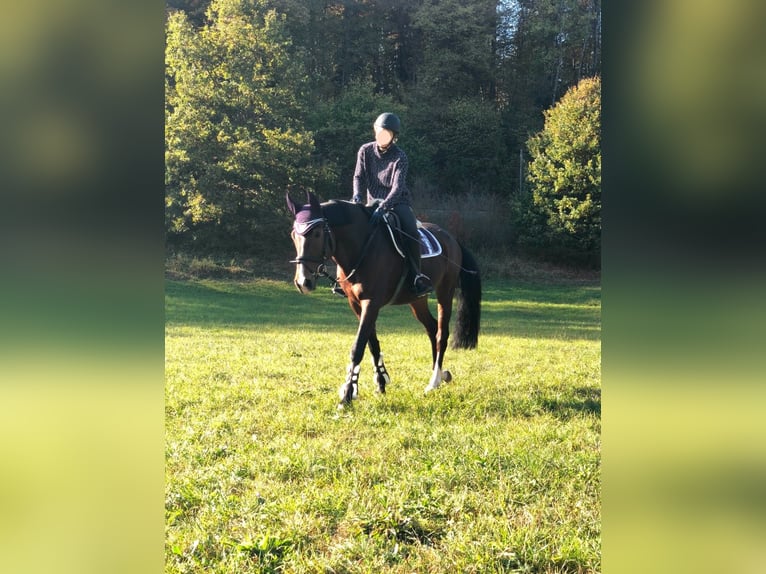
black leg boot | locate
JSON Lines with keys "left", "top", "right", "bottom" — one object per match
{"left": 409, "top": 241, "right": 433, "bottom": 297}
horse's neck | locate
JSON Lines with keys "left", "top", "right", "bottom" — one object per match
{"left": 330, "top": 223, "right": 366, "bottom": 273}
{"left": 324, "top": 203, "right": 368, "bottom": 273}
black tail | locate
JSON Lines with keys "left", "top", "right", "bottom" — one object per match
{"left": 452, "top": 243, "right": 481, "bottom": 349}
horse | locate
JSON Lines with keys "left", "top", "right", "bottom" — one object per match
{"left": 287, "top": 191, "right": 481, "bottom": 408}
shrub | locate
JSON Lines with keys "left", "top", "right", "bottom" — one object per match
{"left": 517, "top": 77, "right": 601, "bottom": 264}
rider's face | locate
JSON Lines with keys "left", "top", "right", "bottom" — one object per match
{"left": 375, "top": 127, "right": 394, "bottom": 148}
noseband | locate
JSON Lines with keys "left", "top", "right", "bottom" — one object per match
{"left": 290, "top": 217, "right": 336, "bottom": 279}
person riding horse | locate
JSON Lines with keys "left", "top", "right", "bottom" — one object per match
{"left": 287, "top": 189, "right": 481, "bottom": 406}
{"left": 340, "top": 112, "right": 433, "bottom": 298}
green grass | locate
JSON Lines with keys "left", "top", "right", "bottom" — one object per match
{"left": 165, "top": 277, "right": 601, "bottom": 573}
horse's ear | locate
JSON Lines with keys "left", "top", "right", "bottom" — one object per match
{"left": 307, "top": 191, "right": 321, "bottom": 213}
{"left": 286, "top": 192, "right": 298, "bottom": 216}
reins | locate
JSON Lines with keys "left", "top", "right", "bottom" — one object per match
{"left": 341, "top": 224, "right": 379, "bottom": 282}
{"left": 290, "top": 214, "right": 380, "bottom": 289}
{"left": 290, "top": 207, "right": 477, "bottom": 296}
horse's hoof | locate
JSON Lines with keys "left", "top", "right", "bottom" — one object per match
{"left": 338, "top": 381, "right": 357, "bottom": 402}
{"left": 442, "top": 370, "right": 452, "bottom": 383}
{"left": 424, "top": 383, "right": 439, "bottom": 394}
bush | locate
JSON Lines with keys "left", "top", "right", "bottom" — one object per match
{"left": 516, "top": 77, "right": 601, "bottom": 264}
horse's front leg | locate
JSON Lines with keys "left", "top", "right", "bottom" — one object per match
{"left": 367, "top": 332, "right": 390, "bottom": 394}
{"left": 339, "top": 302, "right": 380, "bottom": 408}
{"left": 351, "top": 299, "right": 390, "bottom": 394}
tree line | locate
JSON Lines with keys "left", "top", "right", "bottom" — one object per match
{"left": 166, "top": 0, "right": 601, "bottom": 263}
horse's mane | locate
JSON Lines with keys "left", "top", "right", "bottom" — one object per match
{"left": 322, "top": 200, "right": 369, "bottom": 227}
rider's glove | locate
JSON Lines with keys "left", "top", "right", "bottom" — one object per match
{"left": 369, "top": 207, "right": 385, "bottom": 225}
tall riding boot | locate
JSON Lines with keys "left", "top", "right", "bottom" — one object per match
{"left": 393, "top": 203, "right": 433, "bottom": 297}
{"left": 409, "top": 237, "right": 433, "bottom": 297}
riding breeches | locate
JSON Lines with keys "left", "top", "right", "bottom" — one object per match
{"left": 390, "top": 203, "right": 421, "bottom": 271}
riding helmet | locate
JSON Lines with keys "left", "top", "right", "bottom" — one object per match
{"left": 373, "top": 112, "right": 401, "bottom": 136}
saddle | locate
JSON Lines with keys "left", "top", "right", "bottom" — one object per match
{"left": 364, "top": 203, "right": 442, "bottom": 259}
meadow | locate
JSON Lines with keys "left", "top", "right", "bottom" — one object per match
{"left": 165, "top": 275, "right": 601, "bottom": 573}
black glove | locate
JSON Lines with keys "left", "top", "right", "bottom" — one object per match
{"left": 369, "top": 207, "right": 385, "bottom": 225}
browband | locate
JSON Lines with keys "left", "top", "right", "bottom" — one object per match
{"left": 293, "top": 217, "right": 325, "bottom": 236}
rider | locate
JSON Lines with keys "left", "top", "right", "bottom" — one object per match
{"left": 348, "top": 112, "right": 433, "bottom": 297}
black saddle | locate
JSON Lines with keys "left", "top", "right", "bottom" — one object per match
{"left": 362, "top": 201, "right": 442, "bottom": 259}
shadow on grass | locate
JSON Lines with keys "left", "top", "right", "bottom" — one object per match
{"left": 540, "top": 387, "right": 601, "bottom": 420}
{"left": 477, "top": 283, "right": 600, "bottom": 340}
{"left": 165, "top": 279, "right": 357, "bottom": 331}
{"left": 166, "top": 278, "right": 600, "bottom": 341}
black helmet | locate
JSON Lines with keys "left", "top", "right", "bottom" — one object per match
{"left": 374, "top": 112, "right": 401, "bottom": 135}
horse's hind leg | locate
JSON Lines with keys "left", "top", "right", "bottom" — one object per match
{"left": 418, "top": 289, "right": 455, "bottom": 393}
{"left": 432, "top": 292, "right": 455, "bottom": 388}
{"left": 410, "top": 298, "right": 442, "bottom": 392}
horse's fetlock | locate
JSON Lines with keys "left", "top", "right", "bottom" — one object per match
{"left": 343, "top": 363, "right": 360, "bottom": 400}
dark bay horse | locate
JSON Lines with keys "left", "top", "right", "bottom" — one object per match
{"left": 287, "top": 191, "right": 481, "bottom": 408}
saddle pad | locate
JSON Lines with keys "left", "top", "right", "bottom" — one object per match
{"left": 417, "top": 226, "right": 442, "bottom": 258}
{"left": 383, "top": 215, "right": 442, "bottom": 259}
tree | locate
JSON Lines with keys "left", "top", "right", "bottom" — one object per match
{"left": 164, "top": 0, "right": 603, "bottom": 258}
{"left": 516, "top": 76, "right": 600, "bottom": 261}
{"left": 308, "top": 80, "right": 403, "bottom": 199}
{"left": 497, "top": 0, "right": 601, "bottom": 196}
{"left": 411, "top": 0, "right": 498, "bottom": 102}
{"left": 408, "top": 97, "right": 508, "bottom": 194}
{"left": 166, "top": 0, "right": 212, "bottom": 27}
{"left": 165, "top": 0, "right": 318, "bottom": 251}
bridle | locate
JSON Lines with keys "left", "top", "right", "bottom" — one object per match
{"left": 290, "top": 207, "right": 387, "bottom": 288}
{"left": 289, "top": 217, "right": 336, "bottom": 282}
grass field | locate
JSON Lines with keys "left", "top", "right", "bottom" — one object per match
{"left": 165, "top": 275, "right": 601, "bottom": 573}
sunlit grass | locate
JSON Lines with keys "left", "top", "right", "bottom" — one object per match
{"left": 166, "top": 277, "right": 600, "bottom": 573}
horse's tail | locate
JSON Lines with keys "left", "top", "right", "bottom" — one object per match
{"left": 452, "top": 242, "right": 481, "bottom": 349}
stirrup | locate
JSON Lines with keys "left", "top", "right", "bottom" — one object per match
{"left": 413, "top": 273, "right": 433, "bottom": 297}
{"left": 332, "top": 283, "right": 346, "bottom": 297}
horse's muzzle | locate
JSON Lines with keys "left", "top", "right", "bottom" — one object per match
{"left": 294, "top": 277, "right": 315, "bottom": 293}
{"left": 293, "top": 266, "right": 316, "bottom": 293}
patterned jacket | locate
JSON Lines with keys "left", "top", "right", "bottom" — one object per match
{"left": 352, "top": 142, "right": 411, "bottom": 211}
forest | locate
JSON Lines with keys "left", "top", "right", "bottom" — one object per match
{"left": 165, "top": 0, "right": 601, "bottom": 265}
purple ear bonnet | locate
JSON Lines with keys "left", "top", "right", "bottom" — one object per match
{"left": 293, "top": 203, "right": 324, "bottom": 236}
